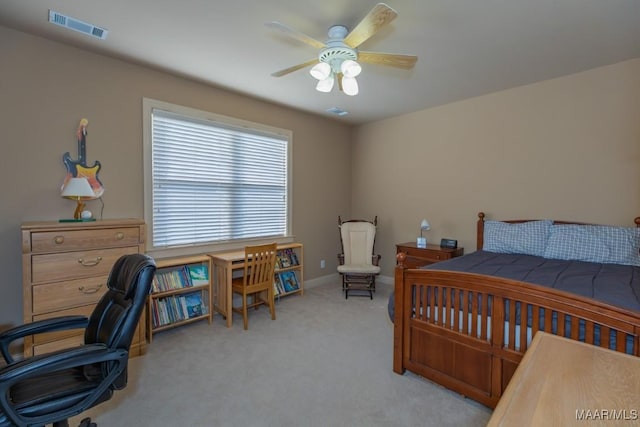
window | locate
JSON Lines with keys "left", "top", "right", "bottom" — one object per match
{"left": 143, "top": 99, "right": 292, "bottom": 251}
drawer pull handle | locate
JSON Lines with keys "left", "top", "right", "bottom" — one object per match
{"left": 54, "top": 236, "right": 65, "bottom": 245}
{"left": 78, "top": 256, "right": 103, "bottom": 266}
{"left": 78, "top": 284, "right": 103, "bottom": 294}
{"left": 115, "top": 232, "right": 124, "bottom": 240}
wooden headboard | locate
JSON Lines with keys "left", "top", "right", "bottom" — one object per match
{"left": 476, "top": 212, "right": 640, "bottom": 250}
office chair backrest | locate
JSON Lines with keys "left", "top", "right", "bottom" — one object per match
{"left": 84, "top": 254, "right": 156, "bottom": 387}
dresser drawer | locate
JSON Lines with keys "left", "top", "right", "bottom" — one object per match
{"left": 34, "top": 335, "right": 85, "bottom": 356}
{"left": 31, "top": 246, "right": 138, "bottom": 283}
{"left": 397, "top": 243, "right": 464, "bottom": 269}
{"left": 403, "top": 246, "right": 452, "bottom": 262}
{"left": 32, "top": 304, "right": 94, "bottom": 346}
{"left": 30, "top": 227, "right": 141, "bottom": 253}
{"left": 33, "top": 275, "right": 108, "bottom": 314}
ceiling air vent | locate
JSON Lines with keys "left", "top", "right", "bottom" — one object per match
{"left": 326, "top": 107, "right": 349, "bottom": 116}
{"left": 48, "top": 10, "right": 108, "bottom": 40}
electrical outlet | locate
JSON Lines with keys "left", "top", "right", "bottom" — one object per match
{"left": 320, "top": 259, "right": 325, "bottom": 269}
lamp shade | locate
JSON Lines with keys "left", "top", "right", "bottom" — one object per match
{"left": 316, "top": 74, "right": 335, "bottom": 93}
{"left": 310, "top": 62, "right": 331, "bottom": 80}
{"left": 342, "top": 76, "right": 359, "bottom": 96}
{"left": 61, "top": 177, "right": 95, "bottom": 199}
{"left": 420, "top": 219, "right": 431, "bottom": 231}
{"left": 341, "top": 59, "right": 362, "bottom": 78}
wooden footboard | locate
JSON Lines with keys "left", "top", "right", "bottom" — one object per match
{"left": 393, "top": 254, "right": 640, "bottom": 408}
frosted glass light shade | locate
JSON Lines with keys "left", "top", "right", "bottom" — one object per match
{"left": 342, "top": 76, "right": 359, "bottom": 96}
{"left": 420, "top": 219, "right": 431, "bottom": 231}
{"left": 341, "top": 59, "right": 361, "bottom": 77}
{"left": 316, "top": 75, "right": 335, "bottom": 92}
{"left": 310, "top": 62, "right": 331, "bottom": 80}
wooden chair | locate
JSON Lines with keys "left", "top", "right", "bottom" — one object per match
{"left": 338, "top": 216, "right": 381, "bottom": 299}
{"left": 231, "top": 243, "right": 278, "bottom": 330}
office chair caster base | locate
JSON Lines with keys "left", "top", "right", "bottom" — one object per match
{"left": 79, "top": 417, "right": 97, "bottom": 427}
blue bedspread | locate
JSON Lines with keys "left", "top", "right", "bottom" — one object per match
{"left": 427, "top": 250, "right": 640, "bottom": 311}
{"left": 389, "top": 250, "right": 640, "bottom": 318}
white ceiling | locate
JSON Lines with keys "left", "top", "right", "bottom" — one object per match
{"left": 1, "top": 1, "right": 639, "bottom": 125}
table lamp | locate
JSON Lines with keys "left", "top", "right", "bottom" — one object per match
{"left": 60, "top": 177, "right": 96, "bottom": 222}
{"left": 417, "top": 218, "right": 430, "bottom": 248}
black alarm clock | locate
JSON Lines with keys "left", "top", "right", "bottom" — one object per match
{"left": 440, "top": 238, "right": 458, "bottom": 249}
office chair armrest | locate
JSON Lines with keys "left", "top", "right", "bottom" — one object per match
{"left": 372, "top": 254, "right": 381, "bottom": 266}
{"left": 0, "top": 344, "right": 128, "bottom": 426}
{"left": 338, "top": 253, "right": 345, "bottom": 265}
{"left": 0, "top": 315, "right": 89, "bottom": 364}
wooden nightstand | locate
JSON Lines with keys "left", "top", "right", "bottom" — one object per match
{"left": 396, "top": 242, "right": 464, "bottom": 268}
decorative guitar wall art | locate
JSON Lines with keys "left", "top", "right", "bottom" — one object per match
{"left": 62, "top": 118, "right": 104, "bottom": 199}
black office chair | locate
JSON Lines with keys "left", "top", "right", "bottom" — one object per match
{"left": 0, "top": 253, "right": 156, "bottom": 427}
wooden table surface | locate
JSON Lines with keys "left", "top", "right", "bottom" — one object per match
{"left": 488, "top": 331, "right": 640, "bottom": 426}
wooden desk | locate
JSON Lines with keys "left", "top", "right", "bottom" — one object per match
{"left": 209, "top": 243, "right": 303, "bottom": 327}
{"left": 488, "top": 332, "right": 640, "bottom": 426}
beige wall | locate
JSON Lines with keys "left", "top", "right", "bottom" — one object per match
{"left": 0, "top": 26, "right": 352, "bottom": 328}
{"left": 353, "top": 58, "right": 640, "bottom": 277}
{"left": 2, "top": 24, "right": 639, "bottom": 328}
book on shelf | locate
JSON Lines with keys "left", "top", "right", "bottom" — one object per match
{"left": 276, "top": 248, "right": 299, "bottom": 269}
{"left": 279, "top": 271, "right": 299, "bottom": 293}
{"left": 151, "top": 289, "right": 209, "bottom": 328}
{"left": 152, "top": 266, "right": 192, "bottom": 292}
{"left": 187, "top": 263, "right": 209, "bottom": 286}
{"left": 183, "top": 291, "right": 205, "bottom": 318}
{"left": 274, "top": 274, "right": 283, "bottom": 296}
{"left": 287, "top": 248, "right": 299, "bottom": 266}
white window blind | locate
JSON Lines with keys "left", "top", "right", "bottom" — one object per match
{"left": 150, "top": 108, "right": 289, "bottom": 248}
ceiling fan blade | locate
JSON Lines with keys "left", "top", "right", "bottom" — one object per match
{"left": 344, "top": 3, "right": 398, "bottom": 48}
{"left": 358, "top": 52, "right": 418, "bottom": 69}
{"left": 266, "top": 21, "right": 326, "bottom": 49}
{"left": 271, "top": 59, "right": 319, "bottom": 77}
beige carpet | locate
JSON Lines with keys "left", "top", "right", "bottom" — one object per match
{"left": 72, "top": 282, "right": 492, "bottom": 426}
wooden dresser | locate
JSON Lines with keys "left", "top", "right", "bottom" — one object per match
{"left": 21, "top": 219, "right": 147, "bottom": 357}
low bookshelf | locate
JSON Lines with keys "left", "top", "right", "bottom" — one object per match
{"left": 147, "top": 254, "right": 213, "bottom": 342}
{"left": 209, "top": 242, "right": 304, "bottom": 327}
{"left": 274, "top": 243, "right": 304, "bottom": 298}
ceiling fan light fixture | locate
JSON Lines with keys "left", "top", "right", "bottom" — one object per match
{"left": 341, "top": 59, "right": 361, "bottom": 78}
{"left": 342, "top": 76, "right": 359, "bottom": 96}
{"left": 316, "top": 74, "right": 335, "bottom": 92}
{"left": 310, "top": 62, "right": 331, "bottom": 80}
{"left": 269, "top": 3, "right": 417, "bottom": 100}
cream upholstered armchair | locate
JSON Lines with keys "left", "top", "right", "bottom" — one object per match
{"left": 337, "top": 216, "right": 381, "bottom": 299}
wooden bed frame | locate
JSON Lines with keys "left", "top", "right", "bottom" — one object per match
{"left": 393, "top": 212, "right": 640, "bottom": 408}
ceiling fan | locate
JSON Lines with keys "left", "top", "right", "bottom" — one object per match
{"left": 267, "top": 3, "right": 418, "bottom": 96}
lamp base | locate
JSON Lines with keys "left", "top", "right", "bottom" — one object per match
{"left": 416, "top": 237, "right": 427, "bottom": 248}
{"left": 59, "top": 218, "right": 97, "bottom": 223}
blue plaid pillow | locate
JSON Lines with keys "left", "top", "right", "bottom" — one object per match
{"left": 543, "top": 224, "right": 640, "bottom": 266}
{"left": 483, "top": 220, "right": 552, "bottom": 257}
